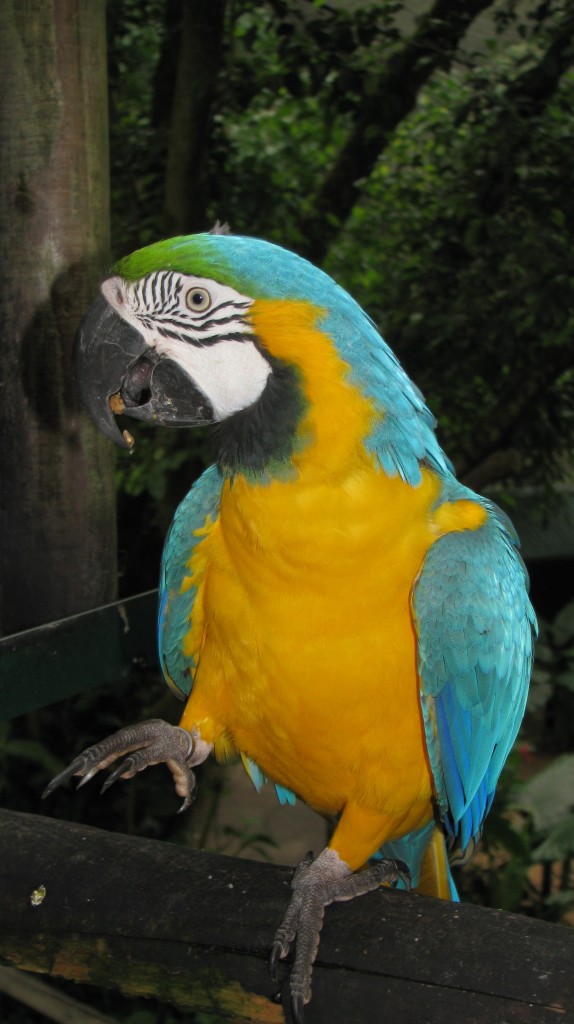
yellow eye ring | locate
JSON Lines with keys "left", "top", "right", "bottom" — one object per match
{"left": 186, "top": 287, "right": 211, "bottom": 313}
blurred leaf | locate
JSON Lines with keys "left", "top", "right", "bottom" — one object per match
{"left": 544, "top": 890, "right": 574, "bottom": 909}
{"left": 558, "top": 670, "right": 574, "bottom": 693}
{"left": 488, "top": 854, "right": 532, "bottom": 913}
{"left": 532, "top": 816, "right": 574, "bottom": 862}
{"left": 515, "top": 755, "right": 574, "bottom": 830}
{"left": 554, "top": 602, "right": 574, "bottom": 645}
{"left": 527, "top": 670, "right": 553, "bottom": 710}
{"left": 2, "top": 738, "right": 64, "bottom": 776}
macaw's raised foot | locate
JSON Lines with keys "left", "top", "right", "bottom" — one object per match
{"left": 42, "top": 719, "right": 212, "bottom": 812}
{"left": 270, "top": 848, "right": 410, "bottom": 1024}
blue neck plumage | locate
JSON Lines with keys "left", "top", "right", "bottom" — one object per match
{"left": 205, "top": 235, "right": 454, "bottom": 488}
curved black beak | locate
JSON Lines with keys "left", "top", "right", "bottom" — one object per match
{"left": 74, "top": 295, "right": 145, "bottom": 448}
{"left": 73, "top": 294, "right": 215, "bottom": 449}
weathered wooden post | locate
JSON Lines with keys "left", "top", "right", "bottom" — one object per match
{"left": 0, "top": 0, "right": 116, "bottom": 635}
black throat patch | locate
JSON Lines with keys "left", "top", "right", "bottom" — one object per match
{"left": 214, "top": 353, "right": 308, "bottom": 479}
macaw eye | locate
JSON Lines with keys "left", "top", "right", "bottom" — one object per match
{"left": 186, "top": 287, "right": 211, "bottom": 313}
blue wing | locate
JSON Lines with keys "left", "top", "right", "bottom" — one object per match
{"left": 158, "top": 464, "right": 222, "bottom": 698}
{"left": 413, "top": 495, "right": 537, "bottom": 856}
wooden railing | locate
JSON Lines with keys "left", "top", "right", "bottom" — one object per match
{"left": 0, "top": 591, "right": 158, "bottom": 719}
{"left": 1, "top": 808, "right": 573, "bottom": 1023}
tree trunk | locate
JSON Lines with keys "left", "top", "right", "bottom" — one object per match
{"left": 0, "top": 1, "right": 116, "bottom": 636}
{"left": 163, "top": 0, "right": 227, "bottom": 235}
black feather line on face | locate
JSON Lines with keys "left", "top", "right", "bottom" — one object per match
{"left": 154, "top": 323, "right": 250, "bottom": 343}
{"left": 214, "top": 352, "right": 308, "bottom": 478}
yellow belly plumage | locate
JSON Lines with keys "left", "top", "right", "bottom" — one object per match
{"left": 179, "top": 298, "right": 486, "bottom": 871}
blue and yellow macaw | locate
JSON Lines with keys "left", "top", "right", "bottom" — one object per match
{"left": 46, "top": 229, "right": 536, "bottom": 1020}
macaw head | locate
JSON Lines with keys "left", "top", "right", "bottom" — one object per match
{"left": 76, "top": 231, "right": 449, "bottom": 482}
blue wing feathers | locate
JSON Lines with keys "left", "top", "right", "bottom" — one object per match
{"left": 434, "top": 696, "right": 466, "bottom": 820}
{"left": 242, "top": 755, "right": 267, "bottom": 792}
{"left": 275, "top": 784, "right": 297, "bottom": 806}
{"left": 158, "top": 464, "right": 222, "bottom": 697}
{"left": 414, "top": 491, "right": 536, "bottom": 857}
{"left": 242, "top": 754, "right": 297, "bottom": 804}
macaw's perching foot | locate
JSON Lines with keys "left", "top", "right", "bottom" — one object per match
{"left": 42, "top": 719, "right": 212, "bottom": 812}
{"left": 270, "top": 848, "right": 410, "bottom": 1024}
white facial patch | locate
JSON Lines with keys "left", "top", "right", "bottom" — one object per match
{"left": 101, "top": 271, "right": 272, "bottom": 420}
{"left": 154, "top": 336, "right": 271, "bottom": 420}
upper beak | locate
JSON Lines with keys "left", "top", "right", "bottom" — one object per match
{"left": 73, "top": 294, "right": 215, "bottom": 449}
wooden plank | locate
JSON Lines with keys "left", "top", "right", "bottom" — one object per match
{"left": 0, "top": 809, "right": 572, "bottom": 1023}
{"left": 0, "top": 592, "right": 158, "bottom": 720}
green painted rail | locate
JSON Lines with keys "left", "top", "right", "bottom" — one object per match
{"left": 0, "top": 591, "right": 159, "bottom": 720}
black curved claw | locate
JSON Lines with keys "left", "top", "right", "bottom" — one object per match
{"left": 42, "top": 755, "right": 97, "bottom": 799}
{"left": 99, "top": 742, "right": 198, "bottom": 813}
{"left": 292, "top": 993, "right": 305, "bottom": 1024}
{"left": 42, "top": 719, "right": 198, "bottom": 809}
{"left": 268, "top": 944, "right": 280, "bottom": 983}
{"left": 100, "top": 754, "right": 141, "bottom": 793}
{"left": 391, "top": 858, "right": 412, "bottom": 891}
{"left": 269, "top": 933, "right": 289, "bottom": 983}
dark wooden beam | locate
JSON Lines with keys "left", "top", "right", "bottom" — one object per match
{"left": 0, "top": 809, "right": 572, "bottom": 1023}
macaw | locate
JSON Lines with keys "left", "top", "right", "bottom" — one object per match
{"left": 45, "top": 228, "right": 536, "bottom": 1021}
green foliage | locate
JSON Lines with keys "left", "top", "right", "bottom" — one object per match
{"left": 519, "top": 750, "right": 574, "bottom": 844}
{"left": 212, "top": 0, "right": 402, "bottom": 244}
{"left": 325, "top": 56, "right": 574, "bottom": 481}
{"left": 115, "top": 421, "right": 211, "bottom": 502}
{"left": 530, "top": 600, "right": 574, "bottom": 752}
{"left": 116, "top": 432, "right": 190, "bottom": 502}
{"left": 0, "top": 721, "right": 63, "bottom": 789}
